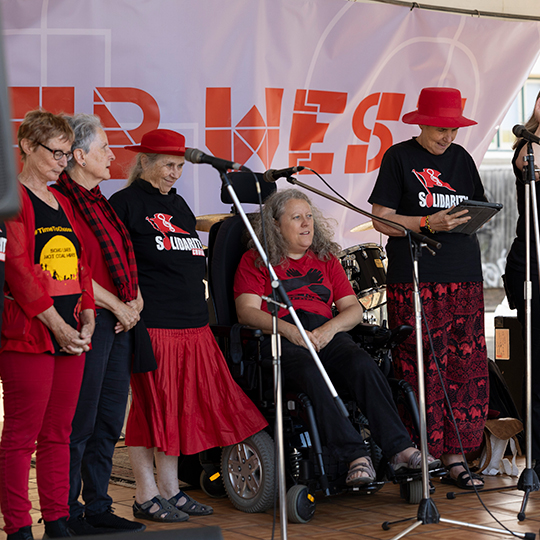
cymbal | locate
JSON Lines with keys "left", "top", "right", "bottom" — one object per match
{"left": 195, "top": 213, "right": 233, "bottom": 232}
{"left": 350, "top": 221, "right": 374, "bottom": 233}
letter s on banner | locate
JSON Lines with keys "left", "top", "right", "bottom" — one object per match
{"left": 345, "top": 92, "right": 405, "bottom": 174}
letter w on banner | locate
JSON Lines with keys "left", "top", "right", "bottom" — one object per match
{"left": 2, "top": 0, "right": 539, "bottom": 247}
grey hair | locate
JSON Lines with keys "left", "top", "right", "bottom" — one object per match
{"left": 248, "top": 188, "right": 341, "bottom": 267}
{"left": 126, "top": 153, "right": 162, "bottom": 186}
{"left": 64, "top": 113, "right": 103, "bottom": 171}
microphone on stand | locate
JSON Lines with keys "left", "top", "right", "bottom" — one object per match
{"left": 184, "top": 147, "right": 248, "bottom": 171}
{"left": 263, "top": 166, "right": 305, "bottom": 183}
{"left": 512, "top": 124, "right": 540, "bottom": 145}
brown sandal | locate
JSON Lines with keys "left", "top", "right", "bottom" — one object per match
{"left": 346, "top": 456, "right": 376, "bottom": 486}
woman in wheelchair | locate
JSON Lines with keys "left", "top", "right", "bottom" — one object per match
{"left": 234, "top": 188, "right": 440, "bottom": 485}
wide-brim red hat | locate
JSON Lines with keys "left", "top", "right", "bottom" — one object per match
{"left": 402, "top": 87, "right": 477, "bottom": 128}
{"left": 124, "top": 129, "right": 186, "bottom": 156}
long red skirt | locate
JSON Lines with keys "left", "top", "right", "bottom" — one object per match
{"left": 387, "top": 282, "right": 489, "bottom": 458}
{"left": 125, "top": 325, "right": 267, "bottom": 456}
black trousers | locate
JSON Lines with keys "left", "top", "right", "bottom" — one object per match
{"left": 262, "top": 311, "right": 412, "bottom": 464}
{"left": 504, "top": 265, "right": 540, "bottom": 461}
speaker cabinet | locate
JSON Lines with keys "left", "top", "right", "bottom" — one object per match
{"left": 494, "top": 315, "right": 525, "bottom": 417}
{"left": 82, "top": 527, "right": 223, "bottom": 540}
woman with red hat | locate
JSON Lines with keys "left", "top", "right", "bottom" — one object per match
{"left": 109, "top": 129, "right": 267, "bottom": 523}
{"left": 369, "top": 87, "right": 489, "bottom": 490}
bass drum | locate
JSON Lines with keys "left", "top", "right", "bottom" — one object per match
{"left": 338, "top": 243, "right": 386, "bottom": 311}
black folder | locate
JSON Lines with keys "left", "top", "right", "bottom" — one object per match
{"left": 447, "top": 199, "right": 502, "bottom": 235}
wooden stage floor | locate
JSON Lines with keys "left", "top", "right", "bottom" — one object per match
{"left": 3, "top": 454, "right": 540, "bottom": 540}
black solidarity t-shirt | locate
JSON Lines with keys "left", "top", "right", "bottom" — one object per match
{"left": 109, "top": 179, "right": 208, "bottom": 329}
{"left": 368, "top": 138, "right": 486, "bottom": 284}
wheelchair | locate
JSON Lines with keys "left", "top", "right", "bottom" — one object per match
{"left": 198, "top": 173, "right": 443, "bottom": 522}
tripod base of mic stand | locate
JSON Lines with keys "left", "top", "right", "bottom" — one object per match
{"left": 517, "top": 467, "right": 540, "bottom": 521}
{"left": 382, "top": 496, "right": 536, "bottom": 540}
{"left": 382, "top": 497, "right": 439, "bottom": 533}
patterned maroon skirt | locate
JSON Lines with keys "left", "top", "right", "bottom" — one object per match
{"left": 387, "top": 282, "right": 488, "bottom": 458}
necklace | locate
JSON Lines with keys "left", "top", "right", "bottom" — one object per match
{"left": 18, "top": 176, "right": 58, "bottom": 208}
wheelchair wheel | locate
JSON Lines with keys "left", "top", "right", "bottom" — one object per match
{"left": 221, "top": 430, "right": 275, "bottom": 513}
{"left": 400, "top": 479, "right": 422, "bottom": 504}
{"left": 200, "top": 470, "right": 227, "bottom": 498}
{"left": 287, "top": 484, "right": 316, "bottom": 523}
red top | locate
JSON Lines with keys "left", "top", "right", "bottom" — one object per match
{"left": 69, "top": 201, "right": 130, "bottom": 296}
{"left": 2, "top": 185, "right": 95, "bottom": 354}
{"left": 234, "top": 249, "right": 355, "bottom": 319}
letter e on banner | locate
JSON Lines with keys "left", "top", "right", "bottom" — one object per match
{"left": 289, "top": 89, "right": 347, "bottom": 174}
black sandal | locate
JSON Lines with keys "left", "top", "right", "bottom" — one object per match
{"left": 441, "top": 462, "right": 484, "bottom": 491}
{"left": 133, "top": 495, "right": 189, "bottom": 522}
{"left": 168, "top": 490, "right": 213, "bottom": 516}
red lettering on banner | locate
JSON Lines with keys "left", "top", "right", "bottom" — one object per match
{"left": 95, "top": 88, "right": 160, "bottom": 178}
{"left": 10, "top": 87, "right": 160, "bottom": 178}
{"left": 289, "top": 89, "right": 347, "bottom": 174}
{"left": 345, "top": 92, "right": 405, "bottom": 174}
{"left": 205, "top": 87, "right": 283, "bottom": 169}
{"left": 9, "top": 85, "right": 407, "bottom": 178}
{"left": 11, "top": 87, "right": 75, "bottom": 172}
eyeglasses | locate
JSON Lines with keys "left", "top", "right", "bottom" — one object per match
{"left": 37, "top": 142, "right": 73, "bottom": 161}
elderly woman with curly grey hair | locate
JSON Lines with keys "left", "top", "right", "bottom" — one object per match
{"left": 234, "top": 188, "right": 438, "bottom": 485}
{"left": 51, "top": 114, "right": 147, "bottom": 535}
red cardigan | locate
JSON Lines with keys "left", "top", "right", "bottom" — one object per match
{"left": 1, "top": 185, "right": 95, "bottom": 354}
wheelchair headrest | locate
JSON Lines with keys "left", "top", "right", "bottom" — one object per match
{"left": 221, "top": 172, "right": 276, "bottom": 205}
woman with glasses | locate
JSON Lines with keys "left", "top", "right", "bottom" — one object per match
{"left": 0, "top": 110, "right": 95, "bottom": 539}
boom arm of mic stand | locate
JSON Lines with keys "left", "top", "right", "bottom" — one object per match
{"left": 218, "top": 171, "right": 349, "bottom": 418}
{"left": 286, "top": 176, "right": 441, "bottom": 251}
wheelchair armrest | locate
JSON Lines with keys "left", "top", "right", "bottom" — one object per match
{"left": 349, "top": 323, "right": 391, "bottom": 343}
{"left": 210, "top": 324, "right": 264, "bottom": 340}
{"left": 349, "top": 323, "right": 413, "bottom": 349}
{"left": 386, "top": 324, "right": 413, "bottom": 349}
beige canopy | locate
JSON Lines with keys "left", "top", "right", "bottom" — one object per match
{"left": 354, "top": 0, "right": 540, "bottom": 20}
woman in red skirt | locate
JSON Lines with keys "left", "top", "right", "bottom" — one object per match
{"left": 109, "top": 129, "right": 267, "bottom": 522}
{"left": 368, "top": 87, "right": 489, "bottom": 490}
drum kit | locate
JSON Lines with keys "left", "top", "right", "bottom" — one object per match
{"left": 196, "top": 214, "right": 387, "bottom": 322}
{"left": 339, "top": 221, "right": 387, "bottom": 323}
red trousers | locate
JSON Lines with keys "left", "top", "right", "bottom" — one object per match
{"left": 0, "top": 351, "right": 85, "bottom": 533}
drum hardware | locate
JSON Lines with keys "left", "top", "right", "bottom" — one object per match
{"left": 195, "top": 213, "right": 233, "bottom": 232}
{"left": 350, "top": 221, "right": 374, "bottom": 233}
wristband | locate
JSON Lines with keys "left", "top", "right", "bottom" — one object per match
{"left": 420, "top": 215, "right": 436, "bottom": 234}
{"left": 425, "top": 215, "right": 436, "bottom": 234}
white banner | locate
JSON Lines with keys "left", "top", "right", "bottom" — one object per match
{"left": 2, "top": 0, "right": 539, "bottom": 248}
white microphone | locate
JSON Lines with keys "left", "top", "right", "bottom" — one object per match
{"left": 184, "top": 148, "right": 248, "bottom": 171}
{"left": 263, "top": 166, "right": 305, "bottom": 183}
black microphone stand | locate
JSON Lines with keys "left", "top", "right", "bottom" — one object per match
{"left": 285, "top": 174, "right": 536, "bottom": 539}
{"left": 215, "top": 168, "right": 349, "bottom": 540}
{"left": 516, "top": 141, "right": 540, "bottom": 521}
